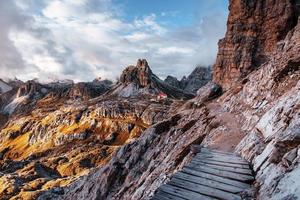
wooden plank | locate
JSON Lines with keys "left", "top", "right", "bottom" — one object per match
{"left": 169, "top": 177, "right": 242, "bottom": 200}
{"left": 196, "top": 154, "right": 249, "bottom": 165}
{"left": 185, "top": 165, "right": 254, "bottom": 183}
{"left": 193, "top": 157, "right": 250, "bottom": 169}
{"left": 191, "top": 160, "right": 253, "bottom": 175}
{"left": 182, "top": 168, "right": 251, "bottom": 189}
{"left": 159, "top": 184, "right": 214, "bottom": 200}
{"left": 195, "top": 156, "right": 249, "bottom": 166}
{"left": 201, "top": 147, "right": 238, "bottom": 156}
{"left": 152, "top": 148, "right": 254, "bottom": 200}
{"left": 198, "top": 151, "right": 248, "bottom": 162}
{"left": 197, "top": 151, "right": 247, "bottom": 160}
{"left": 188, "top": 162, "right": 253, "bottom": 180}
{"left": 174, "top": 171, "right": 246, "bottom": 194}
{"left": 154, "top": 190, "right": 187, "bottom": 200}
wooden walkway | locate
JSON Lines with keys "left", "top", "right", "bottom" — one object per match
{"left": 152, "top": 147, "right": 254, "bottom": 200}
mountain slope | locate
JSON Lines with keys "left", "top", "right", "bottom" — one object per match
{"left": 0, "top": 79, "right": 12, "bottom": 94}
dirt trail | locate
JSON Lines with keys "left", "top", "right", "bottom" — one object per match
{"left": 203, "top": 102, "right": 245, "bottom": 153}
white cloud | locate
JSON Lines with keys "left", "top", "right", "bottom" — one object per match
{"left": 0, "top": 0, "right": 228, "bottom": 82}
{"left": 157, "top": 47, "right": 195, "bottom": 55}
{"left": 124, "top": 32, "right": 151, "bottom": 42}
{"left": 134, "top": 14, "right": 166, "bottom": 35}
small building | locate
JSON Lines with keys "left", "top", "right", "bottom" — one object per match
{"left": 157, "top": 92, "right": 168, "bottom": 101}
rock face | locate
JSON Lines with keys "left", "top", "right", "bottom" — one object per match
{"left": 213, "top": 0, "right": 299, "bottom": 90}
{"left": 120, "top": 59, "right": 152, "bottom": 87}
{"left": 67, "top": 81, "right": 112, "bottom": 100}
{"left": 109, "top": 59, "right": 195, "bottom": 99}
{"left": 165, "top": 66, "right": 212, "bottom": 94}
{"left": 228, "top": 17, "right": 300, "bottom": 199}
{"left": 16, "top": 81, "right": 44, "bottom": 98}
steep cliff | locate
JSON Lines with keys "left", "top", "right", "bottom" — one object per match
{"left": 213, "top": 0, "right": 299, "bottom": 89}
{"left": 227, "top": 17, "right": 300, "bottom": 199}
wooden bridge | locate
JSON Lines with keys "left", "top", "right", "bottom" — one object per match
{"left": 152, "top": 147, "right": 254, "bottom": 200}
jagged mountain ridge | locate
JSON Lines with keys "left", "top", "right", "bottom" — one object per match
{"left": 0, "top": 79, "right": 113, "bottom": 116}
{"left": 108, "top": 59, "right": 195, "bottom": 99}
{"left": 164, "top": 66, "right": 212, "bottom": 94}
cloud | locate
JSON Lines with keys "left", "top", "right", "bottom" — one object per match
{"left": 0, "top": 1, "right": 31, "bottom": 78}
{"left": 0, "top": 0, "right": 228, "bottom": 82}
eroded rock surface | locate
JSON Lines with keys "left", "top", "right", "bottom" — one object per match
{"left": 224, "top": 16, "right": 300, "bottom": 200}
{"left": 213, "top": 0, "right": 299, "bottom": 89}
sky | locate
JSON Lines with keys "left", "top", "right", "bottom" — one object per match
{"left": 0, "top": 0, "right": 229, "bottom": 82}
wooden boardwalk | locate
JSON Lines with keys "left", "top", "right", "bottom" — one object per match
{"left": 152, "top": 147, "right": 254, "bottom": 200}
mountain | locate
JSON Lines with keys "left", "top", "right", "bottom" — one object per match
{"left": 0, "top": 79, "right": 113, "bottom": 117}
{"left": 36, "top": 1, "right": 299, "bottom": 200}
{"left": 213, "top": 0, "right": 299, "bottom": 90}
{"left": 164, "top": 66, "right": 212, "bottom": 94}
{"left": 0, "top": 79, "right": 12, "bottom": 94}
{"left": 108, "top": 59, "right": 195, "bottom": 99}
{"left": 0, "top": 1, "right": 300, "bottom": 199}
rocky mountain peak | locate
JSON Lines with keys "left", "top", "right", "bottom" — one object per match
{"left": 120, "top": 58, "right": 152, "bottom": 87}
{"left": 164, "top": 66, "right": 212, "bottom": 94}
{"left": 213, "top": 0, "right": 299, "bottom": 90}
{"left": 136, "top": 58, "right": 149, "bottom": 68}
{"left": 111, "top": 59, "right": 195, "bottom": 99}
{"left": 16, "top": 80, "right": 43, "bottom": 98}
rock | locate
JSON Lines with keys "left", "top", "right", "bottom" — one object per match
{"left": 1, "top": 1, "right": 300, "bottom": 200}
{"left": 181, "top": 66, "right": 212, "bottom": 94}
{"left": 164, "top": 76, "right": 181, "bottom": 88}
{"left": 68, "top": 81, "right": 112, "bottom": 100}
{"left": 164, "top": 66, "right": 212, "bottom": 94}
{"left": 213, "top": 0, "right": 299, "bottom": 90}
{"left": 193, "top": 82, "right": 222, "bottom": 106}
{"left": 226, "top": 15, "right": 300, "bottom": 200}
{"left": 120, "top": 59, "right": 152, "bottom": 87}
{"left": 109, "top": 59, "right": 195, "bottom": 99}
{"left": 282, "top": 148, "right": 298, "bottom": 168}
{"left": 43, "top": 107, "right": 211, "bottom": 200}
{"left": 16, "top": 80, "right": 42, "bottom": 98}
